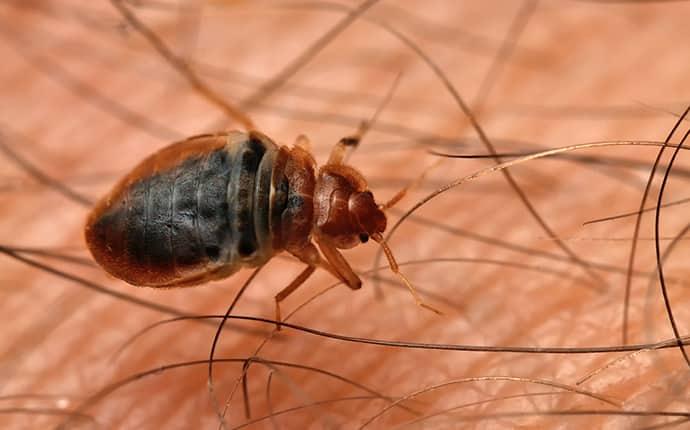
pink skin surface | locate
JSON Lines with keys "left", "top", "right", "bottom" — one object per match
{"left": 2, "top": 1, "right": 690, "bottom": 428}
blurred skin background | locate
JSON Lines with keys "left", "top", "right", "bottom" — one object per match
{"left": 2, "top": 0, "right": 690, "bottom": 428}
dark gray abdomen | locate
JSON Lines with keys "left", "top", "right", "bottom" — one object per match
{"left": 85, "top": 132, "right": 280, "bottom": 287}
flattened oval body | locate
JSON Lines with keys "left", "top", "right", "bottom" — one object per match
{"left": 85, "top": 131, "right": 283, "bottom": 287}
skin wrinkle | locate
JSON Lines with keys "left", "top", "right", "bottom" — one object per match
{"left": 2, "top": 1, "right": 690, "bottom": 428}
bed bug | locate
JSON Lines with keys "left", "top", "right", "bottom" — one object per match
{"left": 85, "top": 129, "right": 440, "bottom": 325}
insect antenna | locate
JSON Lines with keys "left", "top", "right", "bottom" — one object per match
{"left": 371, "top": 233, "right": 443, "bottom": 315}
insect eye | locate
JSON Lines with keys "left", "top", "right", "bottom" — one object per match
{"left": 359, "top": 233, "right": 369, "bottom": 243}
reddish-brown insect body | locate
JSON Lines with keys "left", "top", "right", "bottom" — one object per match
{"left": 85, "top": 130, "right": 424, "bottom": 322}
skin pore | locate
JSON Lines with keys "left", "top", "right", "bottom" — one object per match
{"left": 2, "top": 1, "right": 690, "bottom": 428}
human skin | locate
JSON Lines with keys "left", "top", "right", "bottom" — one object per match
{"left": 2, "top": 1, "right": 690, "bottom": 428}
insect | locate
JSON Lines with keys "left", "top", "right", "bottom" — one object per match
{"left": 84, "top": 128, "right": 440, "bottom": 325}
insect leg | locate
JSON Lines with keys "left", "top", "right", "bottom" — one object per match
{"left": 328, "top": 73, "right": 402, "bottom": 165}
{"left": 379, "top": 159, "right": 444, "bottom": 210}
{"left": 278, "top": 242, "right": 349, "bottom": 330}
{"left": 294, "top": 134, "right": 312, "bottom": 152}
{"left": 275, "top": 265, "right": 316, "bottom": 331}
{"left": 314, "top": 236, "right": 363, "bottom": 290}
{"left": 327, "top": 124, "right": 365, "bottom": 165}
{"left": 290, "top": 242, "right": 348, "bottom": 283}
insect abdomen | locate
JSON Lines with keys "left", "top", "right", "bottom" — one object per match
{"left": 85, "top": 132, "right": 281, "bottom": 287}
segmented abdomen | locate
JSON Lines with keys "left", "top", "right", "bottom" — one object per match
{"left": 85, "top": 132, "right": 281, "bottom": 287}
